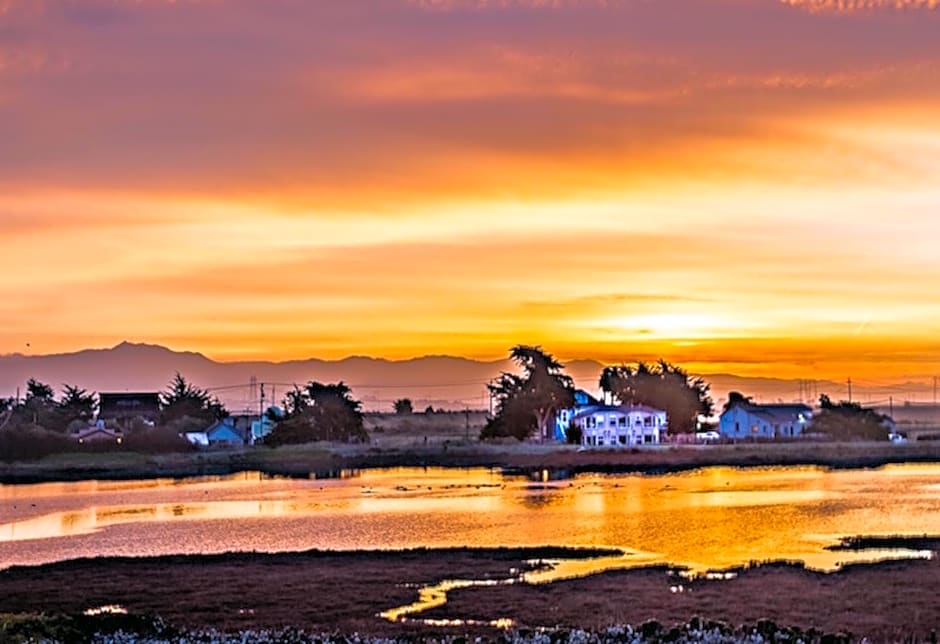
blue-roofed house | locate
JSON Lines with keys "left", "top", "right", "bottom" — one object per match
{"left": 251, "top": 406, "right": 284, "bottom": 444}
{"left": 186, "top": 417, "right": 248, "bottom": 448}
{"left": 554, "top": 389, "right": 601, "bottom": 441}
{"left": 719, "top": 401, "right": 813, "bottom": 440}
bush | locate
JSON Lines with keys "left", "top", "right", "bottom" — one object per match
{"left": 566, "top": 424, "right": 583, "bottom": 445}
{"left": 0, "top": 427, "right": 72, "bottom": 462}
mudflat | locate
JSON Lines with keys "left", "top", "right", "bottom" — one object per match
{"left": 0, "top": 542, "right": 937, "bottom": 641}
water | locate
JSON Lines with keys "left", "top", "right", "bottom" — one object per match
{"left": 1, "top": 465, "right": 939, "bottom": 572}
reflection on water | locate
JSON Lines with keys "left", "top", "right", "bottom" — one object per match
{"left": 380, "top": 543, "right": 935, "bottom": 628}
{"left": 381, "top": 578, "right": 517, "bottom": 628}
{"left": 1, "top": 465, "right": 939, "bottom": 574}
{"left": 84, "top": 605, "right": 128, "bottom": 616}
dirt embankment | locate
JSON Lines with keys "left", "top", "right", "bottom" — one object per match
{"left": 1, "top": 543, "right": 938, "bottom": 641}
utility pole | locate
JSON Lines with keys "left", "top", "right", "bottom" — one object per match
{"left": 889, "top": 396, "right": 894, "bottom": 418}
{"left": 847, "top": 378, "right": 853, "bottom": 403}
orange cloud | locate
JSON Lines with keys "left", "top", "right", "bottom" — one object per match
{"left": 2, "top": 0, "right": 940, "bottom": 380}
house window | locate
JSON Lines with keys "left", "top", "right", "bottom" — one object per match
{"left": 644, "top": 417, "right": 652, "bottom": 427}
{"left": 619, "top": 417, "right": 627, "bottom": 427}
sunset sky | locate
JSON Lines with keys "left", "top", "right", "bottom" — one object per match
{"left": 2, "top": 0, "right": 940, "bottom": 381}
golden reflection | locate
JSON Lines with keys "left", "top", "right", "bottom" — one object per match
{"left": 380, "top": 578, "right": 513, "bottom": 624}
{"left": 84, "top": 605, "right": 128, "bottom": 616}
{"left": 1, "top": 465, "right": 939, "bottom": 575}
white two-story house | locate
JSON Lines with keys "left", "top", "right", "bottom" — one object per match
{"left": 571, "top": 404, "right": 667, "bottom": 447}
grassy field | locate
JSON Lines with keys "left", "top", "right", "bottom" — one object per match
{"left": 365, "top": 410, "right": 489, "bottom": 448}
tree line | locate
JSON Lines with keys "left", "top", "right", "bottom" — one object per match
{"left": 0, "top": 374, "right": 228, "bottom": 434}
{"left": 481, "top": 345, "right": 714, "bottom": 442}
{"left": 0, "top": 374, "right": 372, "bottom": 451}
{"left": 481, "top": 345, "right": 892, "bottom": 442}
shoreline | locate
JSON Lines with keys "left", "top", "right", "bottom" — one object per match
{"left": 1, "top": 540, "right": 938, "bottom": 642}
{"left": 2, "top": 441, "right": 940, "bottom": 485}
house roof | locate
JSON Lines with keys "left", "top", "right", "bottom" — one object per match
{"left": 624, "top": 404, "right": 668, "bottom": 415}
{"left": 99, "top": 393, "right": 161, "bottom": 419}
{"left": 574, "top": 389, "right": 600, "bottom": 406}
{"left": 726, "top": 403, "right": 812, "bottom": 424}
{"left": 204, "top": 418, "right": 248, "bottom": 440}
{"left": 571, "top": 403, "right": 666, "bottom": 422}
{"left": 74, "top": 426, "right": 122, "bottom": 440}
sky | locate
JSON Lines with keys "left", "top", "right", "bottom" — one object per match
{"left": 1, "top": 0, "right": 940, "bottom": 381}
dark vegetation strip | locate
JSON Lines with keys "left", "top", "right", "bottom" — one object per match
{"left": 0, "top": 545, "right": 623, "bottom": 575}
{"left": 0, "top": 612, "right": 889, "bottom": 643}
{"left": 3, "top": 442, "right": 940, "bottom": 485}
{"left": 826, "top": 535, "right": 940, "bottom": 552}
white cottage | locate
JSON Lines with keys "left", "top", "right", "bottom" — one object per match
{"left": 572, "top": 404, "right": 667, "bottom": 447}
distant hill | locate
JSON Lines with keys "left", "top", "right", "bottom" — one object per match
{"left": 0, "top": 342, "right": 912, "bottom": 413}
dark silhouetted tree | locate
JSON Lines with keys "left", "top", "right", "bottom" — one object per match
{"left": 0, "top": 398, "right": 14, "bottom": 431}
{"left": 812, "top": 395, "right": 890, "bottom": 441}
{"left": 54, "top": 385, "right": 98, "bottom": 432}
{"left": 160, "top": 373, "right": 227, "bottom": 430}
{"left": 268, "top": 381, "right": 367, "bottom": 446}
{"left": 481, "top": 345, "right": 575, "bottom": 442}
{"left": 393, "top": 398, "right": 414, "bottom": 415}
{"left": 26, "top": 379, "right": 54, "bottom": 402}
{"left": 599, "top": 360, "right": 713, "bottom": 434}
{"left": 282, "top": 386, "right": 308, "bottom": 418}
{"left": 723, "top": 391, "right": 754, "bottom": 412}
{"left": 566, "top": 422, "right": 583, "bottom": 445}
{"left": 19, "top": 378, "right": 57, "bottom": 428}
